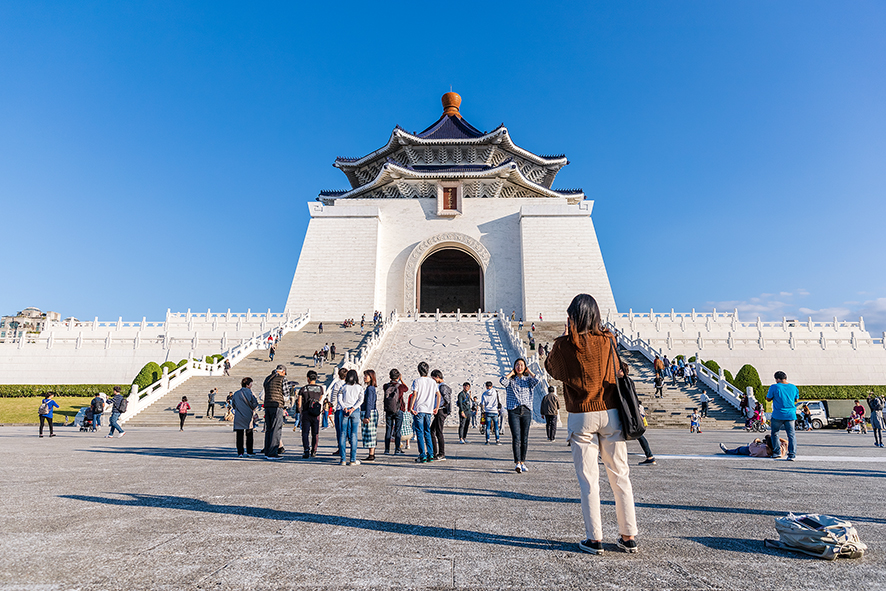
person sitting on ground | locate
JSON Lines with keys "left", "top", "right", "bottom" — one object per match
{"left": 719, "top": 434, "right": 786, "bottom": 457}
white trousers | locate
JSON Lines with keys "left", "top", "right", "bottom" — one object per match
{"left": 568, "top": 409, "right": 638, "bottom": 540}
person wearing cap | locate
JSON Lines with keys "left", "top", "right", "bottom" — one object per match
{"left": 262, "top": 364, "right": 287, "bottom": 458}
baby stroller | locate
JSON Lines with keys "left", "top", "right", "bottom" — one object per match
{"left": 80, "top": 407, "right": 95, "bottom": 432}
{"left": 846, "top": 413, "right": 866, "bottom": 434}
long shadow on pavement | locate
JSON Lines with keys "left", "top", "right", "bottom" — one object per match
{"left": 413, "top": 486, "right": 886, "bottom": 525}
{"left": 59, "top": 493, "right": 574, "bottom": 552}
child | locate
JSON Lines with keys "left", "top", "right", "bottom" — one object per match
{"left": 688, "top": 408, "right": 702, "bottom": 434}
{"left": 653, "top": 374, "right": 664, "bottom": 398}
{"left": 176, "top": 396, "right": 191, "bottom": 431}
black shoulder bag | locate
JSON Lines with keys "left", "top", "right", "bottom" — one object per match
{"left": 608, "top": 338, "right": 646, "bottom": 441}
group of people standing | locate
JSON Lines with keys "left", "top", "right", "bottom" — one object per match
{"left": 231, "top": 294, "right": 643, "bottom": 554}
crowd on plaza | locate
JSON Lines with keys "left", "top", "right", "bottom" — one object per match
{"left": 35, "top": 294, "right": 886, "bottom": 556}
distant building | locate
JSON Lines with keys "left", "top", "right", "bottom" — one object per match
{"left": 0, "top": 307, "right": 61, "bottom": 340}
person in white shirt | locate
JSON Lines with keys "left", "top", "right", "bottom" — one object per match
{"left": 408, "top": 361, "right": 441, "bottom": 463}
{"left": 480, "top": 381, "right": 501, "bottom": 445}
{"left": 336, "top": 369, "right": 364, "bottom": 466}
{"left": 327, "top": 367, "right": 348, "bottom": 456}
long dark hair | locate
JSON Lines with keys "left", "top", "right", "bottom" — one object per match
{"left": 363, "top": 369, "right": 377, "bottom": 387}
{"left": 513, "top": 357, "right": 529, "bottom": 377}
{"left": 567, "top": 294, "right": 607, "bottom": 337}
{"left": 345, "top": 369, "right": 359, "bottom": 385}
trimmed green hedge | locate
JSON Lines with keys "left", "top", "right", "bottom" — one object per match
{"left": 132, "top": 361, "right": 162, "bottom": 391}
{"left": 724, "top": 369, "right": 735, "bottom": 386}
{"left": 734, "top": 364, "right": 765, "bottom": 404}
{"left": 177, "top": 359, "right": 188, "bottom": 368}
{"left": 703, "top": 360, "right": 720, "bottom": 375}
{"left": 160, "top": 361, "right": 178, "bottom": 375}
{"left": 204, "top": 354, "right": 224, "bottom": 364}
{"left": 0, "top": 385, "right": 127, "bottom": 398}
{"left": 799, "top": 385, "right": 886, "bottom": 400}
{"left": 688, "top": 356, "right": 697, "bottom": 363}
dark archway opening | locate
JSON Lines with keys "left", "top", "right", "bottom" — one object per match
{"left": 418, "top": 249, "right": 483, "bottom": 313}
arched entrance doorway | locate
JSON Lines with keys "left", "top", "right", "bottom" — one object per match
{"left": 417, "top": 249, "right": 483, "bottom": 313}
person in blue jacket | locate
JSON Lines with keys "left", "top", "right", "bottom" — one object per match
{"left": 39, "top": 392, "right": 60, "bottom": 438}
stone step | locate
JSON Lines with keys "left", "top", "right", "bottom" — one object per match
{"left": 124, "top": 322, "right": 373, "bottom": 428}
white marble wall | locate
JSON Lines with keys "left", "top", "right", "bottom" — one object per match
{"left": 284, "top": 197, "right": 618, "bottom": 322}
{"left": 520, "top": 202, "right": 617, "bottom": 321}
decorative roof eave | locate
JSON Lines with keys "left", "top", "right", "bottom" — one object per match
{"left": 333, "top": 126, "right": 569, "bottom": 170}
{"left": 320, "top": 160, "right": 584, "bottom": 201}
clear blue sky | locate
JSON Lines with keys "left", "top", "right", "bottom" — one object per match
{"left": 2, "top": 2, "right": 884, "bottom": 332}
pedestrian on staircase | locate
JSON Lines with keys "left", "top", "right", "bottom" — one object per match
{"left": 541, "top": 386, "right": 560, "bottom": 441}
{"left": 653, "top": 374, "right": 664, "bottom": 398}
{"left": 318, "top": 322, "right": 323, "bottom": 334}
{"left": 653, "top": 356, "right": 665, "bottom": 378}
{"left": 700, "top": 391, "right": 711, "bottom": 418}
{"left": 207, "top": 388, "right": 217, "bottom": 419}
{"left": 330, "top": 343, "right": 336, "bottom": 361}
{"left": 261, "top": 365, "right": 287, "bottom": 459}
{"left": 223, "top": 358, "right": 231, "bottom": 376}
{"left": 670, "top": 361, "right": 678, "bottom": 386}
{"left": 175, "top": 396, "right": 190, "bottom": 431}
{"left": 269, "top": 343, "right": 276, "bottom": 362}
{"left": 544, "top": 293, "right": 639, "bottom": 555}
{"left": 232, "top": 377, "right": 259, "bottom": 457}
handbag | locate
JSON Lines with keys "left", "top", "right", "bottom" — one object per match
{"left": 608, "top": 338, "right": 646, "bottom": 441}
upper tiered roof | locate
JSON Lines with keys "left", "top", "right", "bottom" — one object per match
{"left": 324, "top": 93, "right": 583, "bottom": 202}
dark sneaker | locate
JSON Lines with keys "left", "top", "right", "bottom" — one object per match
{"left": 578, "top": 539, "right": 604, "bottom": 555}
{"left": 302, "top": 452, "right": 310, "bottom": 459}
{"left": 719, "top": 443, "right": 728, "bottom": 453}
{"left": 616, "top": 537, "right": 638, "bottom": 553}
{"left": 415, "top": 456, "right": 425, "bottom": 463}
{"left": 638, "top": 458, "right": 656, "bottom": 465}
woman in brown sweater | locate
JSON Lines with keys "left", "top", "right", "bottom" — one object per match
{"left": 545, "top": 293, "right": 639, "bottom": 555}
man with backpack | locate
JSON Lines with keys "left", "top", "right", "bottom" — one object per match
{"left": 105, "top": 386, "right": 127, "bottom": 438}
{"left": 90, "top": 393, "right": 105, "bottom": 431}
{"left": 430, "top": 369, "right": 451, "bottom": 461}
{"left": 382, "top": 369, "right": 408, "bottom": 455}
{"left": 38, "top": 392, "right": 60, "bottom": 438}
{"left": 207, "top": 388, "right": 217, "bottom": 419}
{"left": 298, "top": 370, "right": 326, "bottom": 458}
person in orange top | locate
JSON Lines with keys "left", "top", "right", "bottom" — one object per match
{"left": 545, "top": 293, "right": 639, "bottom": 556}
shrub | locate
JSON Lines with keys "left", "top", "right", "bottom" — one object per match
{"left": 177, "top": 359, "right": 188, "bottom": 368}
{"left": 798, "top": 385, "right": 886, "bottom": 399}
{"left": 734, "top": 364, "right": 765, "bottom": 404}
{"left": 0, "top": 384, "right": 127, "bottom": 398}
{"left": 724, "top": 369, "right": 735, "bottom": 385}
{"left": 132, "top": 361, "right": 162, "bottom": 391}
{"left": 688, "top": 356, "right": 696, "bottom": 363}
{"left": 160, "top": 361, "right": 178, "bottom": 375}
{"left": 676, "top": 355, "right": 685, "bottom": 362}
{"left": 703, "top": 360, "right": 720, "bottom": 375}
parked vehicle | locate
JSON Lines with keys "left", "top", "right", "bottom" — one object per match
{"left": 796, "top": 400, "right": 870, "bottom": 430}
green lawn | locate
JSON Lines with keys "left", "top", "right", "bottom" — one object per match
{"left": 0, "top": 397, "right": 94, "bottom": 425}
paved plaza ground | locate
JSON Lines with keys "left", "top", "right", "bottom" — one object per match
{"left": 2, "top": 423, "right": 884, "bottom": 590}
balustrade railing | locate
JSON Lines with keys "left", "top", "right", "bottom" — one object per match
{"left": 118, "top": 311, "right": 310, "bottom": 423}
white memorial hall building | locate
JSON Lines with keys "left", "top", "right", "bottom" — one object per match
{"left": 284, "top": 92, "right": 616, "bottom": 322}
